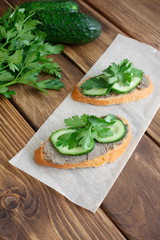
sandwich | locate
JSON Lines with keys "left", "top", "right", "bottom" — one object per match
{"left": 71, "top": 59, "right": 153, "bottom": 105}
{"left": 34, "top": 114, "right": 131, "bottom": 169}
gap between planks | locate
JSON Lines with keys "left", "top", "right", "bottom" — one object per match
{"left": 3, "top": 0, "right": 159, "bottom": 146}
{"left": 1, "top": 2, "right": 159, "bottom": 239}
{"left": 145, "top": 131, "right": 160, "bottom": 147}
{"left": 84, "top": 0, "right": 141, "bottom": 42}
{"left": 100, "top": 207, "right": 130, "bottom": 240}
{"left": 3, "top": 0, "right": 14, "bottom": 9}
{"left": 9, "top": 98, "right": 39, "bottom": 131}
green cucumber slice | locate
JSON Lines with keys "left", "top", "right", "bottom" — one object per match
{"left": 95, "top": 119, "right": 127, "bottom": 143}
{"left": 83, "top": 88, "right": 108, "bottom": 96}
{"left": 112, "top": 77, "right": 142, "bottom": 93}
{"left": 50, "top": 129, "right": 94, "bottom": 155}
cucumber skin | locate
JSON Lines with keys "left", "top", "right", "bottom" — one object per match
{"left": 55, "top": 142, "right": 95, "bottom": 156}
{"left": 50, "top": 129, "right": 95, "bottom": 155}
{"left": 82, "top": 77, "right": 142, "bottom": 96}
{"left": 111, "top": 77, "right": 142, "bottom": 94}
{"left": 94, "top": 120, "right": 127, "bottom": 143}
{"left": 34, "top": 11, "right": 102, "bottom": 44}
{"left": 83, "top": 88, "right": 108, "bottom": 96}
{"left": 20, "top": 1, "right": 80, "bottom": 13}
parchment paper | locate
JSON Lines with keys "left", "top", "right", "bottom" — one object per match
{"left": 9, "top": 34, "right": 160, "bottom": 212}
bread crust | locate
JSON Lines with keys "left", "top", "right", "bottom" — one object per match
{"left": 71, "top": 75, "right": 153, "bottom": 105}
{"left": 34, "top": 117, "right": 131, "bottom": 169}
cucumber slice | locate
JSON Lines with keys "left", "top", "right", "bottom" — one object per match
{"left": 95, "top": 119, "right": 127, "bottom": 143}
{"left": 50, "top": 129, "right": 94, "bottom": 155}
{"left": 112, "top": 77, "right": 142, "bottom": 93}
{"left": 83, "top": 88, "right": 108, "bottom": 96}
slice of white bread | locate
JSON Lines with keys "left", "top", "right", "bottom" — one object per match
{"left": 71, "top": 75, "right": 153, "bottom": 105}
{"left": 34, "top": 116, "right": 131, "bottom": 169}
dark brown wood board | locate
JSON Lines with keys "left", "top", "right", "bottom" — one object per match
{"left": 146, "top": 108, "right": 160, "bottom": 146}
{"left": 1, "top": 92, "right": 159, "bottom": 240}
{"left": 1, "top": 0, "right": 160, "bottom": 239}
{"left": 3, "top": 0, "right": 160, "bottom": 142}
{"left": 0, "top": 161, "right": 127, "bottom": 240}
{"left": 0, "top": 98, "right": 126, "bottom": 240}
{"left": 85, "top": 0, "right": 160, "bottom": 50}
{"left": 9, "top": 54, "right": 85, "bottom": 129}
{"left": 102, "top": 134, "right": 160, "bottom": 240}
{"left": 0, "top": 97, "right": 34, "bottom": 161}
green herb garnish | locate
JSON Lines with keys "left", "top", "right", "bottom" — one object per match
{"left": 81, "top": 59, "right": 143, "bottom": 94}
{"left": 56, "top": 114, "right": 116, "bottom": 150}
{"left": 0, "top": 8, "right": 64, "bottom": 98}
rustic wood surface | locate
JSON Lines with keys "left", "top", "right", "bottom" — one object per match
{"left": 0, "top": 0, "right": 160, "bottom": 239}
{"left": 85, "top": 0, "right": 160, "bottom": 50}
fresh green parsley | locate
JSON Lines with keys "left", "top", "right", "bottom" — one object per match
{"left": 81, "top": 59, "right": 143, "bottom": 93}
{"left": 56, "top": 114, "right": 117, "bottom": 150}
{"left": 0, "top": 7, "right": 64, "bottom": 98}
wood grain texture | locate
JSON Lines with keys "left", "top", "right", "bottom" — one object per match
{"left": 4, "top": 0, "right": 160, "bottom": 141}
{"left": 0, "top": 97, "right": 34, "bottom": 161}
{"left": 102, "top": 134, "right": 160, "bottom": 240}
{"left": 85, "top": 0, "right": 160, "bottom": 50}
{"left": 146, "top": 108, "right": 160, "bottom": 146}
{"left": 0, "top": 159, "right": 127, "bottom": 240}
{"left": 64, "top": 0, "right": 125, "bottom": 72}
{"left": 1, "top": 1, "right": 160, "bottom": 239}
{"left": 10, "top": 54, "right": 84, "bottom": 129}
{"left": 0, "top": 0, "right": 13, "bottom": 15}
{"left": 0, "top": 101, "right": 126, "bottom": 240}
{"left": 7, "top": 0, "right": 125, "bottom": 73}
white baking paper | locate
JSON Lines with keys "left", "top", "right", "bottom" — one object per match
{"left": 9, "top": 34, "right": 160, "bottom": 212}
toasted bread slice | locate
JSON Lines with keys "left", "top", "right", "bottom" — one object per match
{"left": 71, "top": 75, "right": 153, "bottom": 105}
{"left": 34, "top": 117, "right": 131, "bottom": 169}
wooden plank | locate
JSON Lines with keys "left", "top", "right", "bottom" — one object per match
{"left": 1, "top": 98, "right": 159, "bottom": 240}
{"left": 146, "top": 108, "right": 160, "bottom": 146}
{"left": 64, "top": 0, "right": 124, "bottom": 73}
{"left": 0, "top": 97, "right": 34, "bottom": 160}
{"left": 0, "top": 0, "right": 13, "bottom": 15}
{"left": 0, "top": 98, "right": 126, "bottom": 240}
{"left": 9, "top": 54, "right": 84, "bottom": 129}
{"left": 7, "top": 0, "right": 125, "bottom": 72}
{"left": 1, "top": 0, "right": 124, "bottom": 129}
{"left": 0, "top": 160, "right": 127, "bottom": 240}
{"left": 4, "top": 0, "right": 160, "bottom": 142}
{"left": 85, "top": 0, "right": 160, "bottom": 50}
{"left": 102, "top": 134, "right": 160, "bottom": 240}
{"left": 0, "top": 2, "right": 159, "bottom": 239}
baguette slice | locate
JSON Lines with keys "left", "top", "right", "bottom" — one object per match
{"left": 34, "top": 117, "right": 131, "bottom": 169}
{"left": 71, "top": 75, "right": 153, "bottom": 105}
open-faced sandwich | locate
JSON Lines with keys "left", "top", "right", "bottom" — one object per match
{"left": 71, "top": 59, "right": 153, "bottom": 105}
{"left": 34, "top": 114, "right": 131, "bottom": 169}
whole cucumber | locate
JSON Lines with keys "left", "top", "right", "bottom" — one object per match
{"left": 36, "top": 11, "right": 102, "bottom": 45}
{"left": 20, "top": 0, "right": 80, "bottom": 13}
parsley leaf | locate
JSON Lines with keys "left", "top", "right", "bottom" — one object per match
{"left": 57, "top": 132, "right": 79, "bottom": 149}
{"left": 81, "top": 59, "right": 143, "bottom": 94}
{"left": 104, "top": 114, "right": 117, "bottom": 124}
{"left": 64, "top": 114, "right": 88, "bottom": 128}
{"left": 0, "top": 86, "right": 15, "bottom": 98}
{"left": 0, "top": 70, "right": 14, "bottom": 82}
{"left": 0, "top": 7, "right": 64, "bottom": 98}
{"left": 56, "top": 114, "right": 118, "bottom": 150}
{"left": 88, "top": 115, "right": 108, "bottom": 127}
{"left": 94, "top": 127, "right": 113, "bottom": 138}
{"left": 34, "top": 78, "right": 64, "bottom": 92}
{"left": 81, "top": 76, "right": 108, "bottom": 90}
{"left": 76, "top": 127, "right": 93, "bottom": 150}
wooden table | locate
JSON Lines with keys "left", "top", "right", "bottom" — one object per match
{"left": 0, "top": 1, "right": 160, "bottom": 239}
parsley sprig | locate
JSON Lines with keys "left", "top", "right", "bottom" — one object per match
{"left": 56, "top": 114, "right": 117, "bottom": 150}
{"left": 81, "top": 59, "right": 143, "bottom": 93}
{"left": 0, "top": 8, "right": 64, "bottom": 98}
